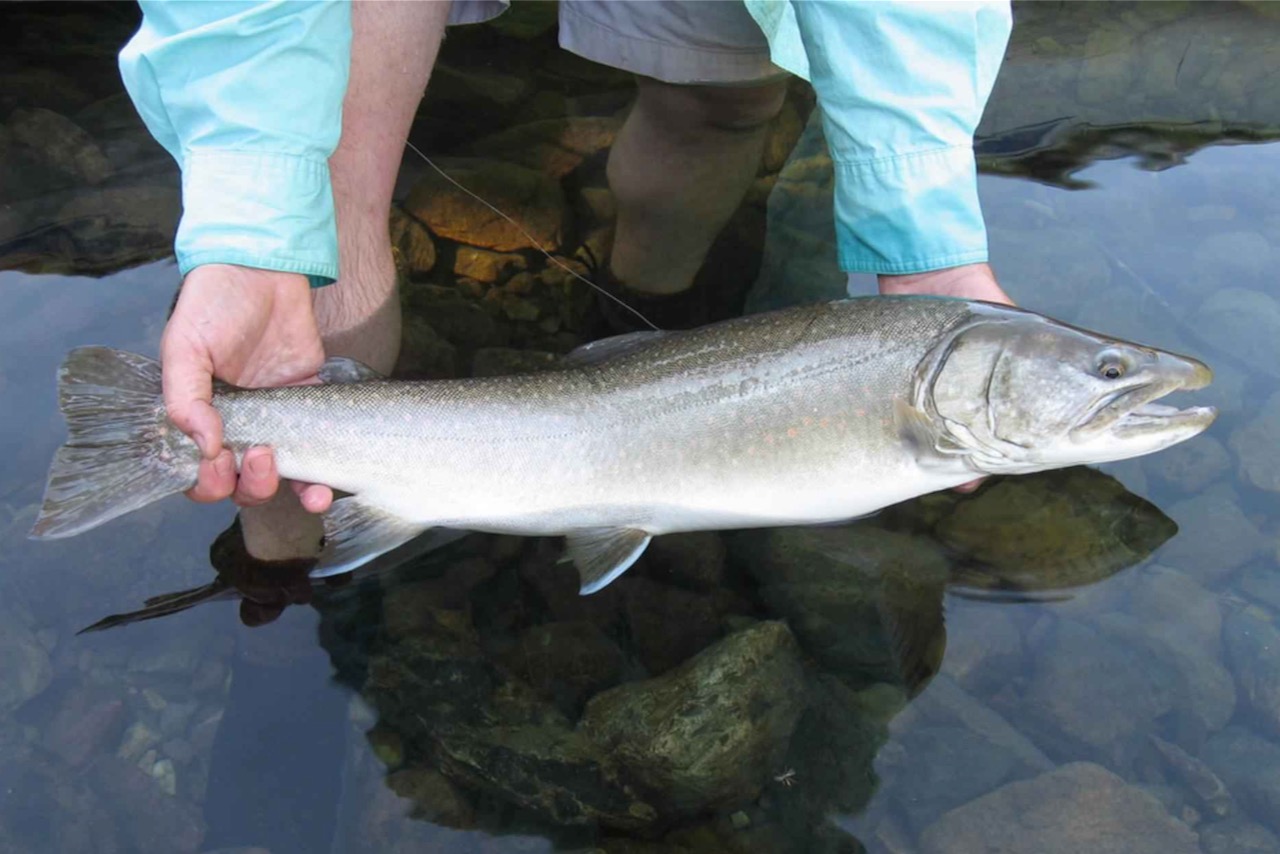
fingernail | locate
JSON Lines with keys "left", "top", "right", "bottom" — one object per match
{"left": 248, "top": 453, "right": 270, "bottom": 477}
{"left": 214, "top": 454, "right": 233, "bottom": 478}
{"left": 193, "top": 432, "right": 210, "bottom": 457}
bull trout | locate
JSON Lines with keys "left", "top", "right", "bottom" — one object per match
{"left": 31, "top": 297, "right": 1215, "bottom": 594}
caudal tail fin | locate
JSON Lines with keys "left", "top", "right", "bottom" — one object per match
{"left": 30, "top": 347, "right": 198, "bottom": 539}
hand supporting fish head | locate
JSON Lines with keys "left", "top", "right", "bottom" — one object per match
{"left": 909, "top": 306, "right": 1216, "bottom": 475}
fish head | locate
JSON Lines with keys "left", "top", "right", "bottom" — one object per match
{"left": 917, "top": 310, "right": 1216, "bottom": 474}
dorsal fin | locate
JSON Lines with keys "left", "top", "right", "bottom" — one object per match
{"left": 563, "top": 331, "right": 668, "bottom": 368}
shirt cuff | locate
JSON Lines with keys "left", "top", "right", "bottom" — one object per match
{"left": 832, "top": 145, "right": 989, "bottom": 275}
{"left": 175, "top": 150, "right": 339, "bottom": 286}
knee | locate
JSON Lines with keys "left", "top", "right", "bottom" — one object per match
{"left": 636, "top": 77, "right": 789, "bottom": 134}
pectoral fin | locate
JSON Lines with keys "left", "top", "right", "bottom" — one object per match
{"left": 314, "top": 497, "right": 429, "bottom": 578}
{"left": 564, "top": 527, "right": 652, "bottom": 595}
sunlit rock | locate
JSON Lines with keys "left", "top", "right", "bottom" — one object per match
{"left": 581, "top": 621, "right": 806, "bottom": 816}
{"left": 471, "top": 116, "right": 621, "bottom": 179}
{"left": 451, "top": 246, "right": 525, "bottom": 283}
{"left": 404, "top": 157, "right": 567, "bottom": 252}
{"left": 389, "top": 207, "right": 435, "bottom": 276}
{"left": 919, "top": 762, "right": 1199, "bottom": 854}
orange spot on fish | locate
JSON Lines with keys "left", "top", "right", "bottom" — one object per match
{"left": 763, "top": 434, "right": 775, "bottom": 445}
{"left": 819, "top": 417, "right": 831, "bottom": 428}
{"left": 786, "top": 427, "right": 799, "bottom": 438}
{"left": 802, "top": 416, "right": 813, "bottom": 427}
{"left": 854, "top": 408, "right": 867, "bottom": 418}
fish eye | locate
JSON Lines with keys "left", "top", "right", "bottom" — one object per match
{"left": 1097, "top": 360, "right": 1125, "bottom": 380}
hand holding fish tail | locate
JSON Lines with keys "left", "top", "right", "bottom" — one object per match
{"left": 162, "top": 264, "right": 329, "bottom": 509}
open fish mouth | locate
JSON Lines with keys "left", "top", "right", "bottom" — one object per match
{"left": 1074, "top": 355, "right": 1215, "bottom": 441}
{"left": 1111, "top": 401, "right": 1217, "bottom": 438}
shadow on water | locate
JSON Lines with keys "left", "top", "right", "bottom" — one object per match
{"left": 3, "top": 2, "right": 1280, "bottom": 853}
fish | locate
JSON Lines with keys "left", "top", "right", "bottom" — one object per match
{"left": 30, "top": 296, "right": 1216, "bottom": 595}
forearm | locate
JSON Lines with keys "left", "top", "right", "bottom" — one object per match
{"left": 757, "top": 1, "right": 1012, "bottom": 274}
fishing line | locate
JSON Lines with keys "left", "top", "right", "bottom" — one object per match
{"left": 403, "top": 140, "right": 660, "bottom": 331}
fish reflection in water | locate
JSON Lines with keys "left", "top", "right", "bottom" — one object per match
{"left": 79, "top": 466, "right": 1177, "bottom": 850}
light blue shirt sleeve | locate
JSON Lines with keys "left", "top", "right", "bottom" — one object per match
{"left": 119, "top": 0, "right": 350, "bottom": 285}
{"left": 747, "top": 1, "right": 1012, "bottom": 275}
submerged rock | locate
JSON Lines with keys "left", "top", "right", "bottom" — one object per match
{"left": 1229, "top": 391, "right": 1280, "bottom": 492}
{"left": 1145, "top": 433, "right": 1231, "bottom": 493}
{"left": 7, "top": 107, "right": 112, "bottom": 185}
{"left": 1158, "top": 485, "right": 1266, "bottom": 581}
{"left": 1199, "top": 816, "right": 1280, "bottom": 854}
{"left": 1150, "top": 735, "right": 1234, "bottom": 820}
{"left": 918, "top": 762, "right": 1200, "bottom": 854}
{"left": 493, "top": 620, "right": 625, "bottom": 714}
{"left": 1193, "top": 288, "right": 1280, "bottom": 378}
{"left": 1202, "top": 726, "right": 1280, "bottom": 835}
{"left": 935, "top": 467, "right": 1176, "bottom": 591}
{"left": 735, "top": 524, "right": 950, "bottom": 694}
{"left": 42, "top": 684, "right": 126, "bottom": 769}
{"left": 1019, "top": 619, "right": 1176, "bottom": 767}
{"left": 404, "top": 157, "right": 567, "bottom": 252}
{"left": 0, "top": 616, "right": 52, "bottom": 713}
{"left": 581, "top": 621, "right": 806, "bottom": 815}
{"left": 89, "top": 755, "right": 206, "bottom": 853}
{"left": 1224, "top": 607, "right": 1280, "bottom": 739}
{"left": 389, "top": 207, "right": 435, "bottom": 275}
{"left": 470, "top": 116, "right": 621, "bottom": 178}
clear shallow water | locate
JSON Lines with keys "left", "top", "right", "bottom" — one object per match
{"left": 2, "top": 3, "right": 1280, "bottom": 853}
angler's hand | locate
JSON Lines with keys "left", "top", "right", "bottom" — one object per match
{"left": 879, "top": 262, "right": 1014, "bottom": 493}
{"left": 877, "top": 262, "right": 1013, "bottom": 306}
{"left": 162, "top": 264, "right": 334, "bottom": 513}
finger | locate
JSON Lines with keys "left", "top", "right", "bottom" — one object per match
{"left": 292, "top": 483, "right": 334, "bottom": 514}
{"left": 185, "top": 450, "right": 237, "bottom": 503}
{"left": 161, "top": 338, "right": 223, "bottom": 460}
{"left": 953, "top": 478, "right": 985, "bottom": 494}
{"left": 233, "top": 447, "right": 280, "bottom": 507}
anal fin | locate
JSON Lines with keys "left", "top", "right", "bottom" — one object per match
{"left": 564, "top": 527, "right": 652, "bottom": 595}
{"left": 314, "top": 497, "right": 428, "bottom": 578}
